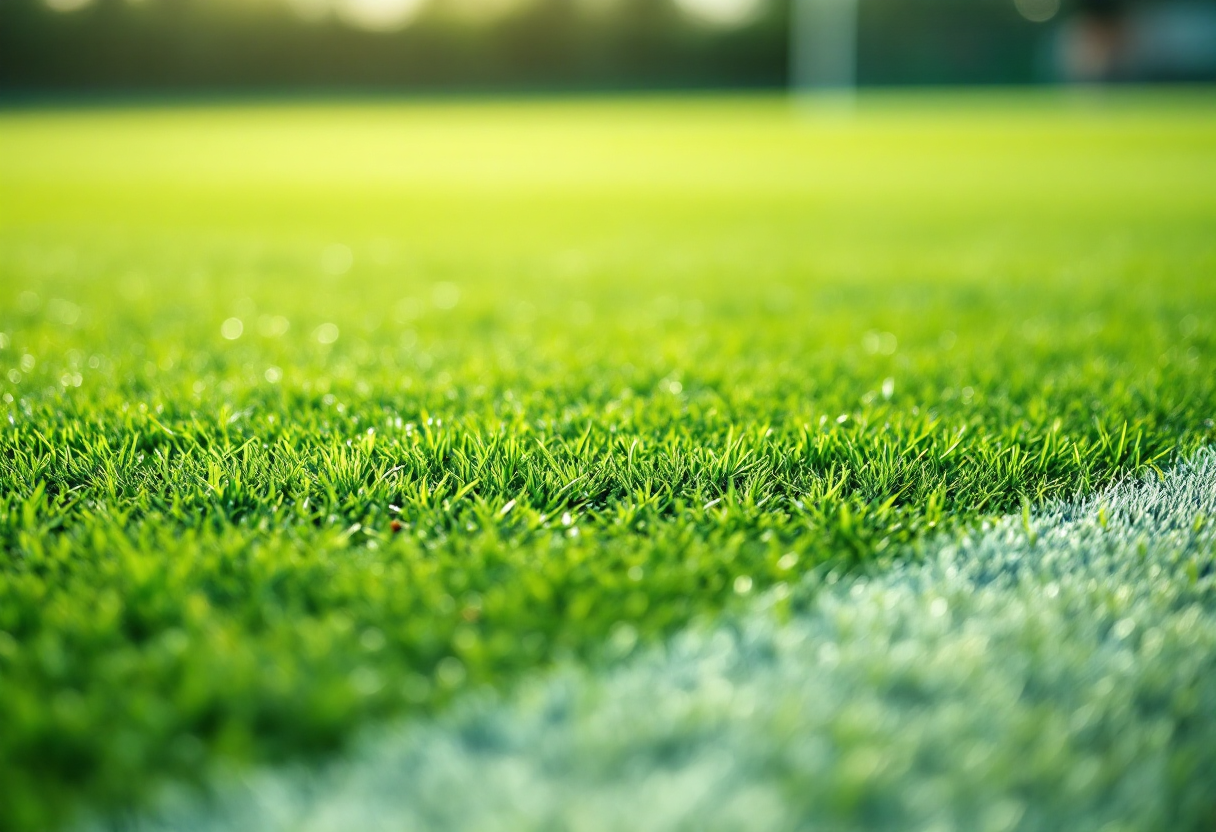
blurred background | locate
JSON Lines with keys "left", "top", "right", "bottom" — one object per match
{"left": 1, "top": 0, "right": 1214, "bottom": 96}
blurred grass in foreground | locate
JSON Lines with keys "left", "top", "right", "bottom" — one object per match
{"left": 94, "top": 451, "right": 1216, "bottom": 832}
{"left": 1, "top": 91, "right": 1215, "bottom": 831}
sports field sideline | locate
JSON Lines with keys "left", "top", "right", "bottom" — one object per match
{"left": 1, "top": 91, "right": 1215, "bottom": 831}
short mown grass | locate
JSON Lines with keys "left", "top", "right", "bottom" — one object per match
{"left": 2, "top": 91, "right": 1215, "bottom": 831}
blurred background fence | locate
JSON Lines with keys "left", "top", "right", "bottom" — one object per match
{"left": 1, "top": 0, "right": 1214, "bottom": 95}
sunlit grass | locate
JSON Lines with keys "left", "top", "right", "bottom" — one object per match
{"left": 1, "top": 91, "right": 1215, "bottom": 831}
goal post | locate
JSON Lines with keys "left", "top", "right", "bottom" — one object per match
{"left": 789, "top": 0, "right": 860, "bottom": 102}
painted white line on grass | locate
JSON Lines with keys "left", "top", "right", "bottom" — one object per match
{"left": 93, "top": 451, "right": 1216, "bottom": 832}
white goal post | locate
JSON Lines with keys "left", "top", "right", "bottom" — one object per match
{"left": 789, "top": 0, "right": 860, "bottom": 97}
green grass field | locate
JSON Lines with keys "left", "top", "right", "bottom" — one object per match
{"left": 2, "top": 91, "right": 1215, "bottom": 831}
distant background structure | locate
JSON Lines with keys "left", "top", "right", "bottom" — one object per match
{"left": 1053, "top": 1, "right": 1216, "bottom": 82}
{"left": 0, "top": 0, "right": 1214, "bottom": 96}
{"left": 789, "top": 0, "right": 858, "bottom": 97}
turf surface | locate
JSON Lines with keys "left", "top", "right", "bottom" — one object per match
{"left": 1, "top": 91, "right": 1215, "bottom": 830}
{"left": 98, "top": 450, "right": 1216, "bottom": 832}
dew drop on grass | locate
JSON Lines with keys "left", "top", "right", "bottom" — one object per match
{"left": 360, "top": 628, "right": 386, "bottom": 652}
{"left": 432, "top": 282, "right": 460, "bottom": 310}
{"left": 436, "top": 657, "right": 466, "bottom": 688}
{"left": 608, "top": 622, "right": 638, "bottom": 656}
{"left": 315, "top": 323, "right": 340, "bottom": 344}
{"left": 257, "top": 315, "right": 290, "bottom": 337}
{"left": 1112, "top": 618, "right": 1136, "bottom": 640}
{"left": 321, "top": 244, "right": 353, "bottom": 276}
{"left": 350, "top": 666, "right": 383, "bottom": 696}
{"left": 220, "top": 318, "right": 243, "bottom": 340}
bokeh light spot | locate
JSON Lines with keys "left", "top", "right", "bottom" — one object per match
{"left": 315, "top": 323, "right": 340, "bottom": 344}
{"left": 44, "top": 0, "right": 94, "bottom": 13}
{"left": 220, "top": 318, "right": 244, "bottom": 340}
{"left": 321, "top": 243, "right": 354, "bottom": 276}
{"left": 672, "top": 0, "right": 764, "bottom": 27}
{"left": 335, "top": 0, "right": 427, "bottom": 31}
{"left": 1014, "top": 0, "right": 1059, "bottom": 23}
{"left": 432, "top": 282, "right": 461, "bottom": 310}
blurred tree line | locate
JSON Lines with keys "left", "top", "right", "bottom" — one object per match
{"left": 0, "top": 0, "right": 1054, "bottom": 94}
